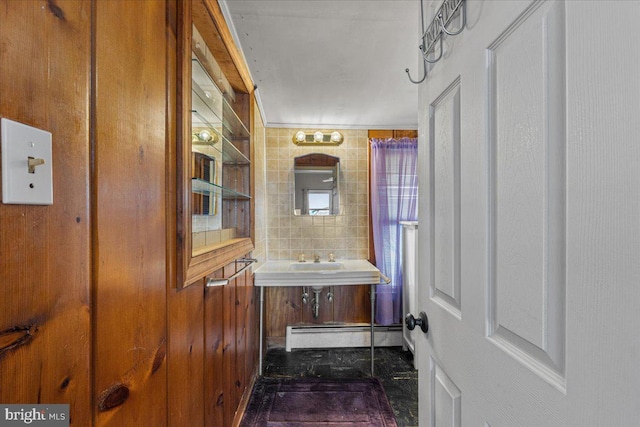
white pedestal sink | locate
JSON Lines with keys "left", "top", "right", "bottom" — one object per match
{"left": 253, "top": 259, "right": 383, "bottom": 376}
{"left": 254, "top": 259, "right": 380, "bottom": 287}
{"left": 289, "top": 261, "right": 345, "bottom": 271}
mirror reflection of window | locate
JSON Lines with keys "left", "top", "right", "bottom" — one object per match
{"left": 307, "top": 190, "right": 332, "bottom": 216}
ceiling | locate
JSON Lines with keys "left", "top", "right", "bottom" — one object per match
{"left": 219, "top": 0, "right": 420, "bottom": 130}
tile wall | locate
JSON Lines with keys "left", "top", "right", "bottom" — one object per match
{"left": 253, "top": 102, "right": 267, "bottom": 265}
{"left": 265, "top": 128, "right": 369, "bottom": 261}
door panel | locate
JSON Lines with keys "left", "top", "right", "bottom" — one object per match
{"left": 417, "top": 1, "right": 640, "bottom": 426}
{"left": 430, "top": 78, "right": 462, "bottom": 317}
{"left": 430, "top": 357, "right": 462, "bottom": 427}
{"left": 487, "top": 0, "right": 566, "bottom": 385}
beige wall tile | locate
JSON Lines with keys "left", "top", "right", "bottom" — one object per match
{"left": 252, "top": 101, "right": 267, "bottom": 267}
{"left": 263, "top": 127, "right": 369, "bottom": 260}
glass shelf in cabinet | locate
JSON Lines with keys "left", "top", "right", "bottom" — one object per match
{"left": 192, "top": 178, "right": 251, "bottom": 200}
{"left": 192, "top": 57, "right": 249, "bottom": 141}
{"left": 191, "top": 134, "right": 222, "bottom": 163}
{"left": 221, "top": 101, "right": 250, "bottom": 140}
{"left": 192, "top": 111, "right": 249, "bottom": 165}
{"left": 192, "top": 88, "right": 222, "bottom": 135}
{"left": 192, "top": 58, "right": 223, "bottom": 121}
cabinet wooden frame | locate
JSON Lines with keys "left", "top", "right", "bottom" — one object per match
{"left": 175, "top": 0, "right": 255, "bottom": 288}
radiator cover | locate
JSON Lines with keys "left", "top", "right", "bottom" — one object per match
{"left": 285, "top": 323, "right": 403, "bottom": 352}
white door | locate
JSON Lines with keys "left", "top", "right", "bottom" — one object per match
{"left": 414, "top": 1, "right": 640, "bottom": 426}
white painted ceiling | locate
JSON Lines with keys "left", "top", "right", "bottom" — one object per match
{"left": 219, "top": 0, "right": 420, "bottom": 129}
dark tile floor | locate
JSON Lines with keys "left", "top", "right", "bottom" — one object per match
{"left": 261, "top": 346, "right": 418, "bottom": 426}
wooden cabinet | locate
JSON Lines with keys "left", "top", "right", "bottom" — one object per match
{"left": 170, "top": 1, "right": 259, "bottom": 425}
{"left": 204, "top": 260, "right": 259, "bottom": 426}
{"left": 176, "top": 0, "right": 255, "bottom": 288}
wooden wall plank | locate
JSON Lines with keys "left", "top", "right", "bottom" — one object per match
{"left": 167, "top": 0, "right": 179, "bottom": 294}
{"left": 233, "top": 265, "right": 249, "bottom": 418}
{"left": 222, "top": 262, "right": 238, "bottom": 426}
{"left": 0, "top": 1, "right": 91, "bottom": 425}
{"left": 168, "top": 282, "right": 205, "bottom": 426}
{"left": 265, "top": 287, "right": 301, "bottom": 341}
{"left": 333, "top": 285, "right": 372, "bottom": 323}
{"left": 368, "top": 130, "right": 418, "bottom": 139}
{"left": 92, "top": 1, "right": 168, "bottom": 424}
{"left": 235, "top": 267, "right": 249, "bottom": 408}
{"left": 204, "top": 280, "right": 225, "bottom": 427}
{"left": 246, "top": 280, "right": 259, "bottom": 388}
{"left": 393, "top": 130, "right": 418, "bottom": 138}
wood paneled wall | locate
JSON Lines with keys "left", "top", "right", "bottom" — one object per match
{"left": 266, "top": 286, "right": 371, "bottom": 345}
{"left": 368, "top": 130, "right": 418, "bottom": 139}
{"left": 0, "top": 1, "right": 259, "bottom": 425}
{"left": 93, "top": 1, "right": 168, "bottom": 424}
{"left": 0, "top": 2, "right": 91, "bottom": 425}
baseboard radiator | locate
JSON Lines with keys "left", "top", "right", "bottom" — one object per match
{"left": 285, "top": 323, "right": 403, "bottom": 352}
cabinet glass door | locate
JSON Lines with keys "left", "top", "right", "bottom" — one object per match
{"left": 175, "top": 0, "right": 253, "bottom": 288}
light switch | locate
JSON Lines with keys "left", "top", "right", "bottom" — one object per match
{"left": 1, "top": 118, "right": 53, "bottom": 205}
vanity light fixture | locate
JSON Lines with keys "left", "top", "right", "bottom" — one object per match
{"left": 294, "top": 131, "right": 306, "bottom": 143}
{"left": 292, "top": 130, "right": 344, "bottom": 146}
{"left": 330, "top": 131, "right": 343, "bottom": 143}
{"left": 192, "top": 128, "right": 218, "bottom": 144}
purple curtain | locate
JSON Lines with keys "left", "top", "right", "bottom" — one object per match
{"left": 371, "top": 138, "right": 418, "bottom": 325}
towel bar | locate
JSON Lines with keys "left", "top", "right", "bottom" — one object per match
{"left": 206, "top": 258, "right": 257, "bottom": 287}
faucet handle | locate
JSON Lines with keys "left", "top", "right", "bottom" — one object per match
{"left": 328, "top": 253, "right": 335, "bottom": 262}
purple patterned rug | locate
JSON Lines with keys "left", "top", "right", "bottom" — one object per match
{"left": 241, "top": 377, "right": 398, "bottom": 427}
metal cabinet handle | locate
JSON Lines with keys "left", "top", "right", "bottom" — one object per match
{"left": 206, "top": 258, "right": 257, "bottom": 287}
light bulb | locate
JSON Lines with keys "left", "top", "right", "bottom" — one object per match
{"left": 314, "top": 131, "right": 324, "bottom": 142}
{"left": 295, "top": 131, "right": 306, "bottom": 143}
{"left": 330, "top": 131, "right": 343, "bottom": 143}
{"left": 198, "top": 130, "right": 213, "bottom": 142}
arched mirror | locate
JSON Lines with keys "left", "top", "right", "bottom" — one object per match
{"left": 293, "top": 153, "right": 340, "bottom": 216}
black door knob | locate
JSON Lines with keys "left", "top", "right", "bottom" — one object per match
{"left": 405, "top": 312, "right": 429, "bottom": 334}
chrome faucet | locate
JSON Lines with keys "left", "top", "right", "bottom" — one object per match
{"left": 314, "top": 254, "right": 320, "bottom": 263}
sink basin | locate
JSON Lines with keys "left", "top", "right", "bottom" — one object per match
{"left": 254, "top": 259, "right": 381, "bottom": 287}
{"left": 289, "top": 262, "right": 345, "bottom": 272}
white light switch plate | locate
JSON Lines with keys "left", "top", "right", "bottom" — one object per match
{"left": 1, "top": 118, "right": 53, "bottom": 205}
